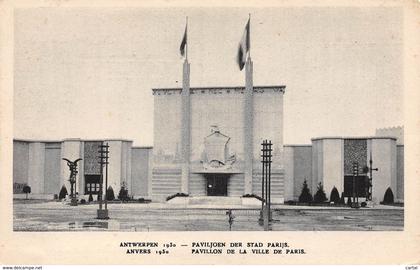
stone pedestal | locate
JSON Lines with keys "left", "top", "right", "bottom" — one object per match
{"left": 70, "top": 198, "right": 78, "bottom": 206}
{"left": 263, "top": 206, "right": 271, "bottom": 231}
{"left": 97, "top": 209, "right": 109, "bottom": 219}
{"left": 259, "top": 206, "right": 272, "bottom": 231}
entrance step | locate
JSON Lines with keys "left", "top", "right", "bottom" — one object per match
{"left": 189, "top": 196, "right": 241, "bottom": 206}
{"left": 165, "top": 196, "right": 273, "bottom": 207}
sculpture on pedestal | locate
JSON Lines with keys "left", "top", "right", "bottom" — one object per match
{"left": 62, "top": 158, "right": 82, "bottom": 205}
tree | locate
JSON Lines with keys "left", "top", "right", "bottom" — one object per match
{"left": 118, "top": 182, "right": 129, "bottom": 201}
{"left": 106, "top": 186, "right": 115, "bottom": 201}
{"left": 59, "top": 185, "right": 68, "bottom": 200}
{"left": 382, "top": 187, "right": 394, "bottom": 204}
{"left": 314, "top": 182, "right": 328, "bottom": 203}
{"left": 298, "top": 180, "right": 313, "bottom": 203}
{"left": 329, "top": 186, "right": 340, "bottom": 204}
{"left": 23, "top": 185, "right": 31, "bottom": 199}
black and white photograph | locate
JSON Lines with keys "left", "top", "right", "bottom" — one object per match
{"left": 1, "top": 0, "right": 420, "bottom": 266}
{"left": 10, "top": 4, "right": 407, "bottom": 232}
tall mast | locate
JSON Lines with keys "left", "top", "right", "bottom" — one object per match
{"left": 243, "top": 13, "right": 254, "bottom": 195}
{"left": 248, "top": 13, "right": 251, "bottom": 59}
{"left": 186, "top": 16, "right": 188, "bottom": 61}
{"left": 181, "top": 16, "right": 191, "bottom": 194}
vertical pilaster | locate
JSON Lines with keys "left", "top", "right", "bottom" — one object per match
{"left": 181, "top": 59, "right": 191, "bottom": 194}
{"left": 322, "top": 139, "right": 344, "bottom": 197}
{"left": 283, "top": 146, "right": 294, "bottom": 200}
{"left": 371, "top": 138, "right": 396, "bottom": 203}
{"left": 28, "top": 142, "right": 45, "bottom": 194}
{"left": 126, "top": 141, "right": 133, "bottom": 197}
{"left": 244, "top": 57, "right": 253, "bottom": 194}
{"left": 147, "top": 148, "right": 153, "bottom": 198}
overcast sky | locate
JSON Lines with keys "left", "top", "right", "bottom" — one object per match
{"left": 14, "top": 6, "right": 403, "bottom": 146}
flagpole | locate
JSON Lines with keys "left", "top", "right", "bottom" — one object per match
{"left": 186, "top": 16, "right": 188, "bottom": 61}
{"left": 248, "top": 13, "right": 251, "bottom": 59}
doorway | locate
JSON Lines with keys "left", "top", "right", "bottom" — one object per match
{"left": 206, "top": 174, "right": 229, "bottom": 196}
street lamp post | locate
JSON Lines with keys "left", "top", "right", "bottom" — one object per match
{"left": 260, "top": 140, "right": 272, "bottom": 231}
{"left": 97, "top": 142, "right": 110, "bottom": 219}
{"left": 352, "top": 162, "right": 360, "bottom": 208}
{"left": 105, "top": 143, "right": 109, "bottom": 211}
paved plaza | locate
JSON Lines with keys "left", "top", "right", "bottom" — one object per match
{"left": 13, "top": 200, "right": 404, "bottom": 231}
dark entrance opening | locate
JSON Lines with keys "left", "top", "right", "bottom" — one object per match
{"left": 85, "top": 174, "right": 101, "bottom": 195}
{"left": 343, "top": 175, "right": 368, "bottom": 197}
{"left": 205, "top": 174, "right": 229, "bottom": 196}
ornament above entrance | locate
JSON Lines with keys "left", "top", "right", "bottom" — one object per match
{"left": 201, "top": 125, "right": 236, "bottom": 171}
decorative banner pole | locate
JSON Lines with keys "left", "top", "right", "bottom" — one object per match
{"left": 267, "top": 141, "right": 272, "bottom": 219}
{"left": 97, "top": 142, "right": 110, "bottom": 219}
{"left": 105, "top": 142, "right": 109, "bottom": 211}
{"left": 260, "top": 141, "right": 266, "bottom": 221}
{"left": 62, "top": 158, "right": 82, "bottom": 206}
{"left": 260, "top": 140, "right": 273, "bottom": 231}
{"left": 352, "top": 162, "right": 360, "bottom": 208}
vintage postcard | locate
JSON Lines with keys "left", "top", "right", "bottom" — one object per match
{"left": 0, "top": 0, "right": 419, "bottom": 265}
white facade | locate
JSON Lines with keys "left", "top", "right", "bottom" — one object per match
{"left": 284, "top": 136, "right": 403, "bottom": 203}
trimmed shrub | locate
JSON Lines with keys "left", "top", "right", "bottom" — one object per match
{"left": 88, "top": 193, "right": 93, "bottom": 202}
{"left": 80, "top": 199, "right": 86, "bottom": 204}
{"left": 382, "top": 187, "right": 394, "bottom": 204}
{"left": 298, "top": 180, "right": 313, "bottom": 203}
{"left": 361, "top": 202, "right": 367, "bottom": 207}
{"left": 59, "top": 185, "right": 68, "bottom": 200}
{"left": 339, "top": 192, "right": 345, "bottom": 205}
{"left": 118, "top": 186, "right": 129, "bottom": 201}
{"left": 23, "top": 185, "right": 31, "bottom": 199}
{"left": 106, "top": 186, "right": 115, "bottom": 201}
{"left": 329, "top": 186, "right": 340, "bottom": 204}
{"left": 314, "top": 182, "right": 328, "bottom": 203}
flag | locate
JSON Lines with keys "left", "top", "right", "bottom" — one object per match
{"left": 180, "top": 23, "right": 187, "bottom": 57}
{"left": 237, "top": 18, "right": 250, "bottom": 70}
